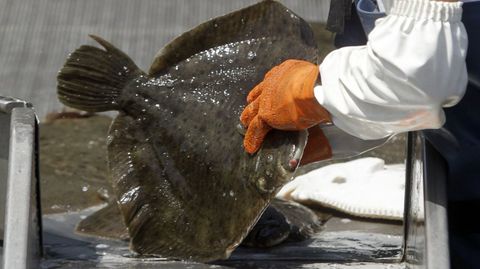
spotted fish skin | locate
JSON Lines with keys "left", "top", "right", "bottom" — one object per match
{"left": 242, "top": 199, "right": 322, "bottom": 248}
{"left": 57, "top": 1, "right": 317, "bottom": 262}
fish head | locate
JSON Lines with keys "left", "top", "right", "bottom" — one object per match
{"left": 243, "top": 129, "right": 308, "bottom": 197}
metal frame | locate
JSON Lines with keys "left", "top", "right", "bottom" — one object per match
{"left": 404, "top": 131, "right": 450, "bottom": 269}
{"left": 0, "top": 96, "right": 42, "bottom": 269}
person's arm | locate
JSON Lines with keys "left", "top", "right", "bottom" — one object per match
{"left": 316, "top": 0, "right": 468, "bottom": 140}
{"left": 240, "top": 0, "right": 467, "bottom": 158}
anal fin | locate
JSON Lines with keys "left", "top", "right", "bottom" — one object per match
{"left": 75, "top": 202, "right": 129, "bottom": 241}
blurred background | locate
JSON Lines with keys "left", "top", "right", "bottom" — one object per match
{"left": 0, "top": 0, "right": 331, "bottom": 120}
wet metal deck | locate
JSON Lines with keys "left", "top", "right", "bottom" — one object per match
{"left": 0, "top": 0, "right": 329, "bottom": 120}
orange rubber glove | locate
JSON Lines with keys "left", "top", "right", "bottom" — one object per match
{"left": 240, "top": 59, "right": 332, "bottom": 154}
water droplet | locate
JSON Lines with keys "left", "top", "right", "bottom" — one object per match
{"left": 95, "top": 244, "right": 109, "bottom": 249}
{"left": 127, "top": 166, "right": 135, "bottom": 174}
{"left": 247, "top": 51, "right": 256, "bottom": 60}
{"left": 82, "top": 186, "right": 89, "bottom": 192}
{"left": 97, "top": 187, "right": 110, "bottom": 201}
{"left": 229, "top": 190, "right": 235, "bottom": 197}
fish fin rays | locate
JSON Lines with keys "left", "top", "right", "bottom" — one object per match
{"left": 57, "top": 35, "right": 143, "bottom": 112}
{"left": 107, "top": 114, "right": 159, "bottom": 237}
{"left": 148, "top": 1, "right": 316, "bottom": 76}
{"left": 75, "top": 203, "right": 129, "bottom": 241}
{"left": 107, "top": 114, "right": 227, "bottom": 261}
{"left": 271, "top": 199, "right": 322, "bottom": 241}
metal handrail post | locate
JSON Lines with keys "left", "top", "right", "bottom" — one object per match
{"left": 0, "top": 97, "right": 42, "bottom": 269}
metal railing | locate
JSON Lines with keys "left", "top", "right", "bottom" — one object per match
{"left": 0, "top": 96, "right": 42, "bottom": 269}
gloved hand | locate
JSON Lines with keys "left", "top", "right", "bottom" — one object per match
{"left": 240, "top": 59, "right": 332, "bottom": 154}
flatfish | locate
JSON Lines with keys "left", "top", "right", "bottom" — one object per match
{"left": 242, "top": 198, "right": 322, "bottom": 248}
{"left": 76, "top": 198, "right": 322, "bottom": 248}
{"left": 57, "top": 0, "right": 317, "bottom": 262}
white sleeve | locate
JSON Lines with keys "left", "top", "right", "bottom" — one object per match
{"left": 315, "top": 0, "right": 468, "bottom": 140}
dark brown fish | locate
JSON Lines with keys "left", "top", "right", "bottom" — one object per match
{"left": 75, "top": 198, "right": 322, "bottom": 247}
{"left": 57, "top": 0, "right": 317, "bottom": 262}
{"left": 76, "top": 202, "right": 129, "bottom": 241}
{"left": 242, "top": 199, "right": 322, "bottom": 248}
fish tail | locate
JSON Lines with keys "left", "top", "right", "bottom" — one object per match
{"left": 57, "top": 35, "right": 143, "bottom": 112}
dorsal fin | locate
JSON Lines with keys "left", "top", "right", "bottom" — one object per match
{"left": 148, "top": 0, "right": 315, "bottom": 76}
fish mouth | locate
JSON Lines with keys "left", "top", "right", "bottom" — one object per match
{"left": 238, "top": 122, "right": 307, "bottom": 189}
{"left": 274, "top": 130, "right": 307, "bottom": 186}
{"left": 284, "top": 130, "right": 307, "bottom": 172}
{"left": 237, "top": 122, "right": 307, "bottom": 173}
